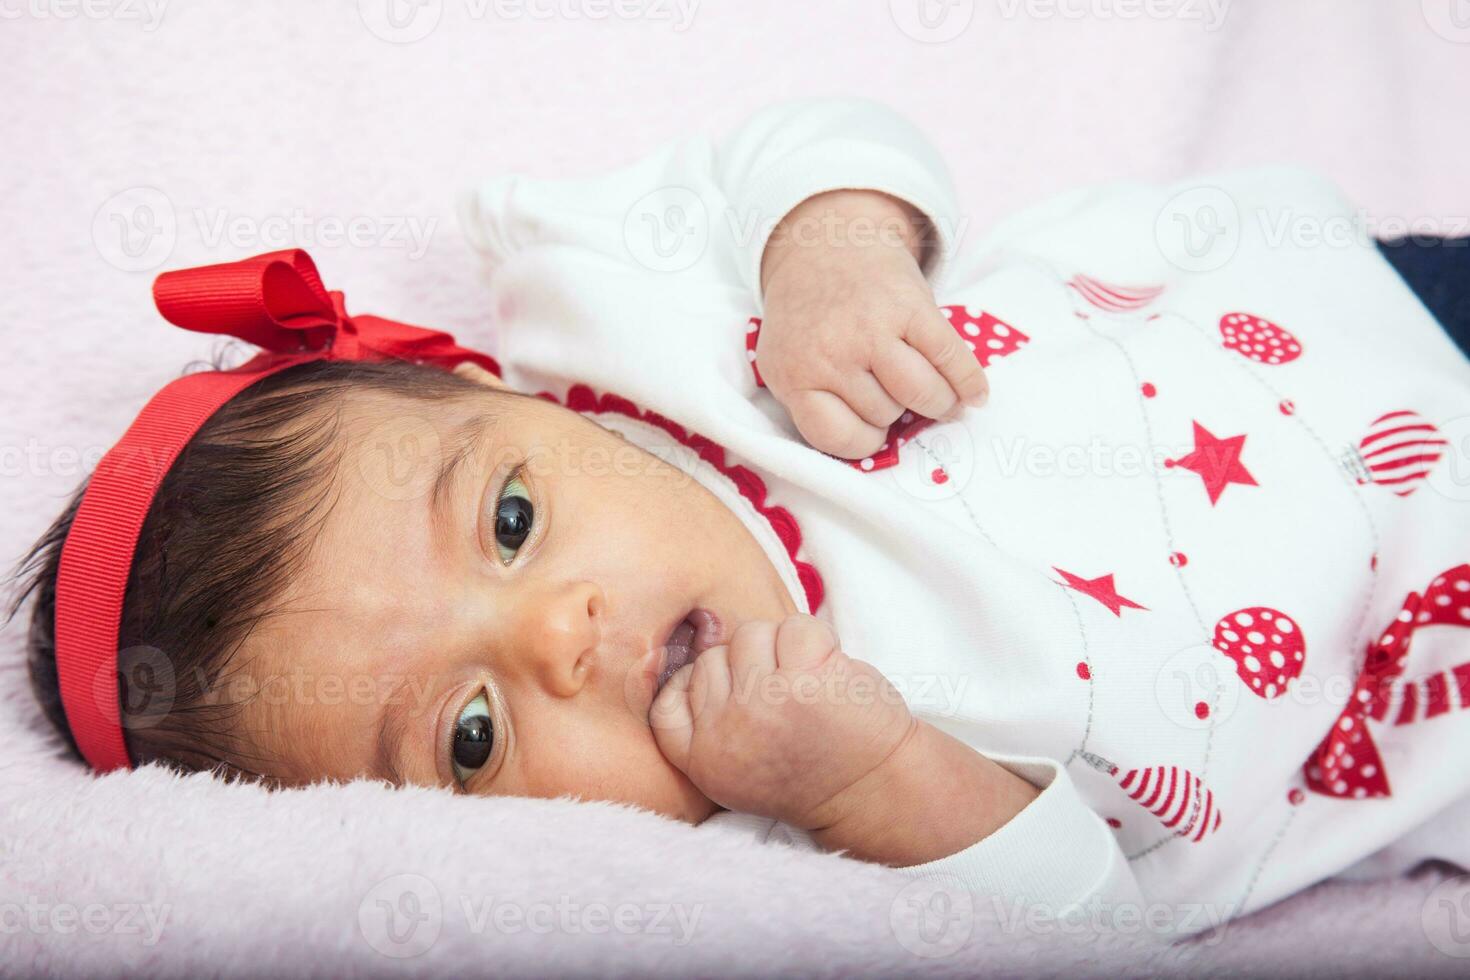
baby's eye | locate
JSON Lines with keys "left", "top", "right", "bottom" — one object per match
{"left": 492, "top": 471, "right": 533, "bottom": 564}
{"left": 451, "top": 691, "right": 494, "bottom": 785}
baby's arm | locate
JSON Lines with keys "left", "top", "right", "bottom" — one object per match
{"left": 654, "top": 615, "right": 1148, "bottom": 917}
{"left": 460, "top": 99, "right": 986, "bottom": 459}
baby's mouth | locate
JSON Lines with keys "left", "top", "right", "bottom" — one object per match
{"left": 655, "top": 608, "right": 722, "bottom": 692}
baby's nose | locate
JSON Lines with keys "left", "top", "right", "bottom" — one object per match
{"left": 523, "top": 581, "right": 604, "bottom": 698}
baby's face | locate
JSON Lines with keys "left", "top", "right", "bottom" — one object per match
{"left": 231, "top": 383, "right": 797, "bottom": 821}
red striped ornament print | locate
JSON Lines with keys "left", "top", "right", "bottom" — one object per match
{"left": 1351, "top": 410, "right": 1448, "bottom": 497}
{"left": 1068, "top": 274, "right": 1164, "bottom": 313}
{"left": 1118, "top": 765, "right": 1224, "bottom": 842}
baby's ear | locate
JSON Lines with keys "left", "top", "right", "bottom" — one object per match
{"left": 453, "top": 361, "right": 510, "bottom": 391}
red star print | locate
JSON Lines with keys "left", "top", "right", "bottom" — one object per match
{"left": 1054, "top": 568, "right": 1148, "bottom": 616}
{"left": 1166, "top": 421, "right": 1257, "bottom": 505}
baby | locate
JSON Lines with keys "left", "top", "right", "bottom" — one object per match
{"left": 13, "top": 99, "right": 1470, "bottom": 941}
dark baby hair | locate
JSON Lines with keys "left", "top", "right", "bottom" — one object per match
{"left": 7, "top": 357, "right": 488, "bottom": 778}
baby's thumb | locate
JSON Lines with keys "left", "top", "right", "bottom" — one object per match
{"left": 648, "top": 665, "right": 697, "bottom": 773}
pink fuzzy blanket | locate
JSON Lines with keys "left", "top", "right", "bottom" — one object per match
{"left": 3, "top": 1, "right": 1468, "bottom": 974}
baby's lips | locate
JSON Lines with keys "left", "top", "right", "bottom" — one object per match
{"left": 621, "top": 638, "right": 706, "bottom": 730}
{"left": 687, "top": 608, "right": 725, "bottom": 656}
{"left": 624, "top": 608, "right": 729, "bottom": 728}
{"left": 621, "top": 643, "right": 668, "bottom": 722}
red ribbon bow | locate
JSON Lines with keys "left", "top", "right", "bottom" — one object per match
{"left": 152, "top": 249, "right": 500, "bottom": 376}
{"left": 1305, "top": 564, "right": 1470, "bottom": 800}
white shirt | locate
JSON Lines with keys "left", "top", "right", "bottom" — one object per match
{"left": 460, "top": 98, "right": 1470, "bottom": 939}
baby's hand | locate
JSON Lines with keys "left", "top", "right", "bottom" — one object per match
{"left": 756, "top": 190, "right": 989, "bottom": 460}
{"left": 649, "top": 614, "right": 916, "bottom": 835}
{"left": 650, "top": 614, "right": 1042, "bottom": 867}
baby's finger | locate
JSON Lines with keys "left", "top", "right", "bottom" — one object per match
{"left": 726, "top": 620, "right": 779, "bottom": 678}
{"left": 902, "top": 306, "right": 989, "bottom": 409}
{"left": 785, "top": 389, "right": 888, "bottom": 460}
{"left": 649, "top": 665, "right": 696, "bottom": 769}
{"left": 689, "top": 642, "right": 734, "bottom": 708}
{"left": 872, "top": 340, "right": 960, "bottom": 422}
{"left": 837, "top": 372, "right": 906, "bottom": 431}
{"left": 773, "top": 615, "right": 840, "bottom": 673}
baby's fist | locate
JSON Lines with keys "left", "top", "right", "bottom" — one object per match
{"left": 757, "top": 190, "right": 989, "bottom": 459}
{"left": 648, "top": 614, "right": 916, "bottom": 832}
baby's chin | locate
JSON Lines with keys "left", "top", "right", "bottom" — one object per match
{"left": 665, "top": 777, "right": 721, "bottom": 825}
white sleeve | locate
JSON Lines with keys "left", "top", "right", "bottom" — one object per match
{"left": 710, "top": 97, "right": 962, "bottom": 298}
{"left": 707, "top": 754, "right": 1148, "bottom": 933}
{"left": 893, "top": 754, "right": 1148, "bottom": 916}
{"left": 458, "top": 97, "right": 962, "bottom": 305}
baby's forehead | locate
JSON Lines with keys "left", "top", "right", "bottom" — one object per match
{"left": 255, "top": 386, "right": 507, "bottom": 621}
{"left": 330, "top": 381, "right": 546, "bottom": 456}
{"left": 332, "top": 390, "right": 505, "bottom": 501}
{"left": 334, "top": 383, "right": 489, "bottom": 432}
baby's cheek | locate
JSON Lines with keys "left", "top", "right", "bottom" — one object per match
{"left": 493, "top": 701, "right": 713, "bottom": 822}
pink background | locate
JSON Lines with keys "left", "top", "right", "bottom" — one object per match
{"left": 2, "top": 1, "right": 1468, "bottom": 973}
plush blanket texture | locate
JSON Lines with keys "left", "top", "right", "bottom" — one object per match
{"left": 3, "top": 1, "right": 1468, "bottom": 974}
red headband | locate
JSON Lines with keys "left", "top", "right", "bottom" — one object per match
{"left": 53, "top": 249, "right": 500, "bottom": 771}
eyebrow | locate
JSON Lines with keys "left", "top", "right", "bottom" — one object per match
{"left": 429, "top": 415, "right": 491, "bottom": 530}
